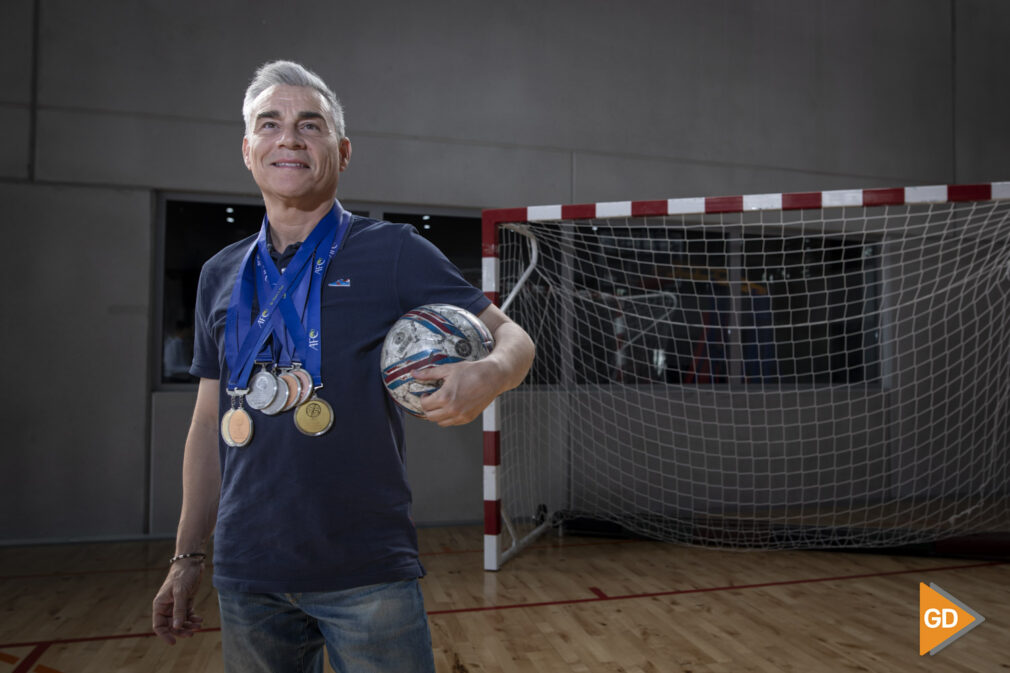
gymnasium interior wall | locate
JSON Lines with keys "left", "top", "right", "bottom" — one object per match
{"left": 3, "top": 0, "right": 1010, "bottom": 542}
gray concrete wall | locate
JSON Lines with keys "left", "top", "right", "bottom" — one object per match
{"left": 4, "top": 0, "right": 1010, "bottom": 542}
{"left": 1, "top": 183, "right": 152, "bottom": 541}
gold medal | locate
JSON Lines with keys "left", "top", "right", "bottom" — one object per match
{"left": 294, "top": 395, "right": 334, "bottom": 436}
{"left": 228, "top": 407, "right": 254, "bottom": 447}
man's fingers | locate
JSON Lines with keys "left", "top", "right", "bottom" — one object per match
{"left": 410, "top": 364, "right": 445, "bottom": 380}
{"left": 153, "top": 564, "right": 205, "bottom": 646}
{"left": 153, "top": 609, "right": 179, "bottom": 645}
{"left": 153, "top": 591, "right": 178, "bottom": 644}
{"left": 172, "top": 586, "right": 191, "bottom": 629}
{"left": 179, "top": 612, "right": 204, "bottom": 631}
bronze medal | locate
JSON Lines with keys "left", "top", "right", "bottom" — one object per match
{"left": 278, "top": 371, "right": 302, "bottom": 412}
{"left": 227, "top": 407, "right": 254, "bottom": 447}
{"left": 221, "top": 408, "right": 237, "bottom": 447}
{"left": 291, "top": 367, "right": 314, "bottom": 406}
{"left": 294, "top": 395, "right": 334, "bottom": 436}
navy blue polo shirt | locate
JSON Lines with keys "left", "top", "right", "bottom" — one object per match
{"left": 190, "top": 212, "right": 490, "bottom": 593}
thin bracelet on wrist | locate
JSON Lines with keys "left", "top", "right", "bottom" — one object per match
{"left": 169, "top": 552, "right": 207, "bottom": 566}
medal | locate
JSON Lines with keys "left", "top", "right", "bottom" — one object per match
{"left": 278, "top": 371, "right": 302, "bottom": 412}
{"left": 294, "top": 395, "right": 334, "bottom": 436}
{"left": 227, "top": 407, "right": 253, "bottom": 447}
{"left": 222, "top": 392, "right": 253, "bottom": 447}
{"left": 261, "top": 373, "right": 291, "bottom": 416}
{"left": 290, "top": 366, "right": 314, "bottom": 406}
{"left": 221, "top": 408, "right": 237, "bottom": 447}
{"left": 246, "top": 366, "right": 278, "bottom": 410}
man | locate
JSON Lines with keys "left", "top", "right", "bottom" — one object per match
{"left": 152, "top": 60, "right": 535, "bottom": 672}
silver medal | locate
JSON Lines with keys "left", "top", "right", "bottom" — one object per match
{"left": 261, "top": 374, "right": 291, "bottom": 416}
{"left": 246, "top": 368, "right": 279, "bottom": 410}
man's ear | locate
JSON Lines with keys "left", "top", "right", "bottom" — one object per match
{"left": 242, "top": 136, "right": 252, "bottom": 170}
{"left": 339, "top": 137, "right": 352, "bottom": 171}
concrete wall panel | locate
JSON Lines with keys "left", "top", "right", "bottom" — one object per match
{"left": 954, "top": 0, "right": 1010, "bottom": 183}
{"left": 35, "top": 109, "right": 251, "bottom": 193}
{"left": 1, "top": 183, "right": 151, "bottom": 540}
{"left": 0, "top": 0, "right": 34, "bottom": 103}
{"left": 345, "top": 134, "right": 572, "bottom": 209}
{"left": 0, "top": 107, "right": 32, "bottom": 179}
{"left": 36, "top": 0, "right": 959, "bottom": 197}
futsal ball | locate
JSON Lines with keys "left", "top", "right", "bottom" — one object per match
{"left": 381, "top": 304, "right": 495, "bottom": 417}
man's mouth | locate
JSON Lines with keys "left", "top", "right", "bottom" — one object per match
{"left": 272, "top": 161, "right": 309, "bottom": 169}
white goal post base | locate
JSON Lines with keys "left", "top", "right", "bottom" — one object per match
{"left": 481, "top": 182, "right": 1010, "bottom": 571}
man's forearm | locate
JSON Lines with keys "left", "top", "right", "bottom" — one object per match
{"left": 484, "top": 318, "right": 536, "bottom": 396}
{"left": 174, "top": 378, "right": 222, "bottom": 555}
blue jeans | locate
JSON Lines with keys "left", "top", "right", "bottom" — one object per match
{"left": 217, "top": 580, "right": 436, "bottom": 673}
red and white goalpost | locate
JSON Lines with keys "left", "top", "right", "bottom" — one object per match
{"left": 481, "top": 182, "right": 1010, "bottom": 571}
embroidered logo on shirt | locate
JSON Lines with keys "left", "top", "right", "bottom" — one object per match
{"left": 328, "top": 278, "right": 351, "bottom": 287}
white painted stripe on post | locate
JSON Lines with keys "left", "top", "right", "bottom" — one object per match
{"left": 821, "top": 189, "right": 863, "bottom": 208}
{"left": 905, "top": 185, "right": 947, "bottom": 204}
{"left": 528, "top": 205, "right": 562, "bottom": 221}
{"left": 483, "top": 399, "right": 498, "bottom": 433}
{"left": 596, "top": 201, "right": 632, "bottom": 218}
{"left": 483, "top": 465, "right": 498, "bottom": 501}
{"left": 992, "top": 182, "right": 1010, "bottom": 200}
{"left": 481, "top": 256, "right": 498, "bottom": 294}
{"left": 484, "top": 534, "right": 501, "bottom": 571}
{"left": 667, "top": 197, "right": 706, "bottom": 215}
{"left": 744, "top": 193, "right": 782, "bottom": 211}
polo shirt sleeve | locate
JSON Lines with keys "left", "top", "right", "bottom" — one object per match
{"left": 189, "top": 261, "right": 223, "bottom": 380}
{"left": 394, "top": 225, "right": 491, "bottom": 317}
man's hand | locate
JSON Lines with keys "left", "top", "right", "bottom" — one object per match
{"left": 152, "top": 560, "right": 206, "bottom": 645}
{"left": 414, "top": 358, "right": 502, "bottom": 426}
{"left": 413, "top": 304, "right": 534, "bottom": 427}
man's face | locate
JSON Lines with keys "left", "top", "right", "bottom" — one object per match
{"left": 242, "top": 84, "right": 351, "bottom": 209}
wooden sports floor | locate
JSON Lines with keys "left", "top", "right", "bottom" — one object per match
{"left": 1, "top": 525, "right": 1007, "bottom": 673}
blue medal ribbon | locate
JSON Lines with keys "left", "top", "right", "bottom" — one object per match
{"left": 224, "top": 201, "right": 351, "bottom": 393}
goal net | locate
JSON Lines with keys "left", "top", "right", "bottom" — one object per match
{"left": 481, "top": 184, "right": 1010, "bottom": 570}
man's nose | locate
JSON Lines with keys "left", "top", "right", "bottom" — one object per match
{"left": 278, "top": 124, "right": 306, "bottom": 148}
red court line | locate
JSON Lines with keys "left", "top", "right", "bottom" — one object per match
{"left": 426, "top": 560, "right": 1008, "bottom": 616}
{"left": 11, "top": 643, "right": 49, "bottom": 673}
{"left": 0, "top": 628, "right": 221, "bottom": 651}
{"left": 2, "top": 559, "right": 1003, "bottom": 650}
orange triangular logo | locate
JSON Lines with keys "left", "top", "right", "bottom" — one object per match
{"left": 919, "top": 583, "right": 985, "bottom": 655}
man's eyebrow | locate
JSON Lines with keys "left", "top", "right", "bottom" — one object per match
{"left": 255, "top": 110, "right": 325, "bottom": 121}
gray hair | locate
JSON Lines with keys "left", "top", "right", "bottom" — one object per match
{"left": 242, "top": 60, "right": 345, "bottom": 138}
